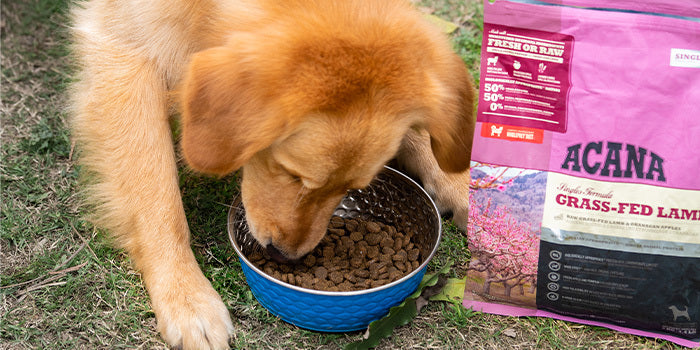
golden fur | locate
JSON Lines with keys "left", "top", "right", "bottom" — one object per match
{"left": 70, "top": 0, "right": 475, "bottom": 348}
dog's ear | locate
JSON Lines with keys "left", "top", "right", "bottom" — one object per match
{"left": 424, "top": 55, "right": 476, "bottom": 173}
{"left": 178, "top": 46, "right": 286, "bottom": 176}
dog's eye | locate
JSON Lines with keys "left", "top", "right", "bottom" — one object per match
{"left": 285, "top": 171, "right": 305, "bottom": 185}
{"left": 277, "top": 164, "right": 301, "bottom": 183}
{"left": 277, "top": 164, "right": 325, "bottom": 189}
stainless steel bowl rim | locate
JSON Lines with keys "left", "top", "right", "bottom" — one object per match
{"left": 227, "top": 165, "right": 442, "bottom": 297}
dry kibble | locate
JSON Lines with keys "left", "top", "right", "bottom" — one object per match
{"left": 330, "top": 216, "right": 345, "bottom": 228}
{"left": 316, "top": 280, "right": 331, "bottom": 290}
{"left": 357, "top": 240, "right": 369, "bottom": 252}
{"left": 334, "top": 257, "right": 349, "bottom": 269}
{"left": 329, "top": 271, "right": 344, "bottom": 284}
{"left": 322, "top": 257, "right": 334, "bottom": 269}
{"left": 345, "top": 272, "right": 357, "bottom": 283}
{"left": 341, "top": 235, "right": 353, "bottom": 247}
{"left": 380, "top": 237, "right": 394, "bottom": 249}
{"left": 371, "top": 279, "right": 389, "bottom": 288}
{"left": 279, "top": 264, "right": 292, "bottom": 273}
{"left": 393, "top": 250, "right": 407, "bottom": 263}
{"left": 314, "top": 266, "right": 328, "bottom": 280}
{"left": 355, "top": 269, "right": 370, "bottom": 279}
{"left": 365, "top": 233, "right": 381, "bottom": 246}
{"left": 366, "top": 245, "right": 380, "bottom": 259}
{"left": 328, "top": 228, "right": 345, "bottom": 237}
{"left": 349, "top": 231, "right": 363, "bottom": 242}
{"left": 408, "top": 248, "right": 420, "bottom": 262}
{"left": 369, "top": 261, "right": 386, "bottom": 274}
{"left": 303, "top": 254, "right": 316, "bottom": 267}
{"left": 338, "top": 281, "right": 353, "bottom": 291}
{"left": 379, "top": 253, "right": 393, "bottom": 264}
{"left": 334, "top": 244, "right": 346, "bottom": 256}
{"left": 345, "top": 219, "right": 359, "bottom": 232}
{"left": 323, "top": 246, "right": 335, "bottom": 258}
{"left": 247, "top": 216, "right": 425, "bottom": 292}
{"left": 250, "top": 251, "right": 264, "bottom": 261}
{"left": 353, "top": 246, "right": 366, "bottom": 259}
{"left": 390, "top": 270, "right": 403, "bottom": 280}
{"left": 365, "top": 221, "right": 382, "bottom": 233}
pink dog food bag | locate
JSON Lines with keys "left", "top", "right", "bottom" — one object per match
{"left": 465, "top": 0, "right": 700, "bottom": 347}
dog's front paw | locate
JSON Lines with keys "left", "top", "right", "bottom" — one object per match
{"left": 148, "top": 269, "right": 234, "bottom": 350}
{"left": 421, "top": 170, "right": 471, "bottom": 231}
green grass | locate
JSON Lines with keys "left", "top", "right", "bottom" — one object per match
{"left": 419, "top": 0, "right": 484, "bottom": 87}
{"left": 0, "top": 0, "right": 686, "bottom": 349}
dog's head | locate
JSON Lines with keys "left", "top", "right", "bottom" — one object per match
{"left": 178, "top": 1, "right": 475, "bottom": 260}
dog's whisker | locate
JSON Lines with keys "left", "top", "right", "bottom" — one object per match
{"left": 291, "top": 186, "right": 306, "bottom": 213}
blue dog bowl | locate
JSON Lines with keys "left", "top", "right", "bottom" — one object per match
{"left": 227, "top": 166, "right": 441, "bottom": 332}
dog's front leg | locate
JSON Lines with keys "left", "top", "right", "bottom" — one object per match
{"left": 71, "top": 52, "right": 233, "bottom": 349}
{"left": 396, "top": 129, "right": 471, "bottom": 230}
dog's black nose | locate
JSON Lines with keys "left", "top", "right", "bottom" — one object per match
{"left": 266, "top": 244, "right": 290, "bottom": 263}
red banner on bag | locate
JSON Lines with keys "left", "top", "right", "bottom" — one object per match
{"left": 480, "top": 123, "right": 544, "bottom": 144}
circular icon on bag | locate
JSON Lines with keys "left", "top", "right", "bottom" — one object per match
{"left": 548, "top": 272, "right": 560, "bottom": 282}
{"left": 548, "top": 282, "right": 559, "bottom": 292}
{"left": 548, "top": 261, "right": 561, "bottom": 271}
{"left": 547, "top": 292, "right": 559, "bottom": 301}
{"left": 550, "top": 250, "right": 562, "bottom": 261}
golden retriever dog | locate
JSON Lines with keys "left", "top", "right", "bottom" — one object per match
{"left": 70, "top": 0, "right": 475, "bottom": 348}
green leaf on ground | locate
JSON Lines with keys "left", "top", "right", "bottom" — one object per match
{"left": 430, "top": 276, "right": 466, "bottom": 304}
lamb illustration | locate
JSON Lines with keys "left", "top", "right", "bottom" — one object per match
{"left": 491, "top": 125, "right": 504, "bottom": 137}
{"left": 487, "top": 56, "right": 499, "bottom": 66}
{"left": 668, "top": 305, "right": 691, "bottom": 322}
